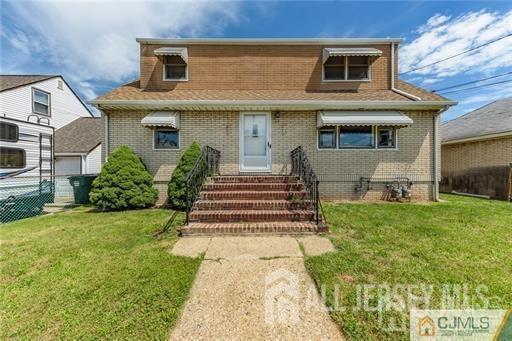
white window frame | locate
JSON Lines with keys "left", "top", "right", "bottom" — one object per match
{"left": 32, "top": 87, "right": 51, "bottom": 116}
{"left": 162, "top": 56, "right": 188, "bottom": 82}
{"left": 317, "top": 126, "right": 399, "bottom": 151}
{"left": 153, "top": 128, "right": 181, "bottom": 150}
{"left": 317, "top": 127, "right": 337, "bottom": 149}
{"left": 376, "top": 127, "right": 398, "bottom": 150}
{"left": 322, "top": 56, "right": 372, "bottom": 82}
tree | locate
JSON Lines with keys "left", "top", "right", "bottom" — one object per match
{"left": 89, "top": 146, "right": 158, "bottom": 210}
{"left": 167, "top": 141, "right": 202, "bottom": 210}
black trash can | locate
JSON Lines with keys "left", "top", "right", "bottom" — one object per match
{"left": 68, "top": 175, "right": 97, "bottom": 204}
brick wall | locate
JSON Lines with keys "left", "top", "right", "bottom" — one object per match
{"left": 105, "top": 110, "right": 438, "bottom": 203}
{"left": 140, "top": 44, "right": 392, "bottom": 91}
{"left": 441, "top": 136, "right": 512, "bottom": 174}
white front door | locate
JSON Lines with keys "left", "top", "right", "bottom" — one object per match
{"left": 240, "top": 112, "right": 271, "bottom": 172}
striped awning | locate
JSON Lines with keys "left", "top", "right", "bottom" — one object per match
{"left": 317, "top": 111, "right": 413, "bottom": 127}
{"left": 153, "top": 47, "right": 188, "bottom": 62}
{"left": 141, "top": 111, "right": 180, "bottom": 128}
{"left": 323, "top": 48, "right": 382, "bottom": 62}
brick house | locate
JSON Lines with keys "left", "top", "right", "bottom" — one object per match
{"left": 90, "top": 38, "right": 455, "bottom": 233}
{"left": 441, "top": 98, "right": 512, "bottom": 200}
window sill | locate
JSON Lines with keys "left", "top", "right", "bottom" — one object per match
{"left": 163, "top": 78, "right": 188, "bottom": 82}
{"left": 321, "top": 79, "right": 372, "bottom": 83}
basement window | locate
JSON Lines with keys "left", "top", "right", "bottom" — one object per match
{"left": 0, "top": 147, "right": 25, "bottom": 168}
{"left": 163, "top": 55, "right": 188, "bottom": 81}
{"left": 154, "top": 129, "right": 179, "bottom": 149}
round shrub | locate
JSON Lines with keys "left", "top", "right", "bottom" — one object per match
{"left": 167, "top": 141, "right": 202, "bottom": 210}
{"left": 89, "top": 145, "right": 158, "bottom": 210}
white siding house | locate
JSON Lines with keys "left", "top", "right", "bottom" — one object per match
{"left": 0, "top": 75, "right": 95, "bottom": 179}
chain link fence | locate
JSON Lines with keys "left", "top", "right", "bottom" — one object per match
{"left": 0, "top": 175, "right": 79, "bottom": 223}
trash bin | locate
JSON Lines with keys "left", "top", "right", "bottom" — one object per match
{"left": 68, "top": 175, "right": 97, "bottom": 204}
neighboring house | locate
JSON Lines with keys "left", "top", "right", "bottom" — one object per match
{"left": 91, "top": 38, "right": 455, "bottom": 205}
{"left": 0, "top": 75, "right": 93, "bottom": 179}
{"left": 54, "top": 117, "right": 102, "bottom": 175}
{"left": 441, "top": 98, "right": 512, "bottom": 200}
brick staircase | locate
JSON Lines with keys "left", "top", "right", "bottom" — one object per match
{"left": 179, "top": 175, "right": 326, "bottom": 235}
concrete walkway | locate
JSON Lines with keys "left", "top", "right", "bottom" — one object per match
{"left": 170, "top": 236, "right": 342, "bottom": 340}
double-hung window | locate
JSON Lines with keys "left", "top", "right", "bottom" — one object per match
{"left": 32, "top": 88, "right": 51, "bottom": 116}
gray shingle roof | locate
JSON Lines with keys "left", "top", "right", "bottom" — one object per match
{"left": 441, "top": 97, "right": 512, "bottom": 143}
{"left": 55, "top": 117, "right": 102, "bottom": 154}
{"left": 0, "top": 75, "right": 58, "bottom": 92}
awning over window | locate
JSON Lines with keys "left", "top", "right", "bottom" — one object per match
{"left": 317, "top": 111, "right": 413, "bottom": 127}
{"left": 141, "top": 111, "right": 180, "bottom": 128}
{"left": 322, "top": 48, "right": 382, "bottom": 63}
{"left": 153, "top": 47, "right": 188, "bottom": 62}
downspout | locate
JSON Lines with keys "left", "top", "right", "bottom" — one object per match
{"left": 390, "top": 42, "right": 422, "bottom": 101}
{"left": 102, "top": 109, "right": 109, "bottom": 162}
{"left": 433, "top": 106, "right": 449, "bottom": 201}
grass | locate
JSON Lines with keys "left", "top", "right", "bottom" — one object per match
{"left": 0, "top": 208, "right": 201, "bottom": 340}
{"left": 305, "top": 194, "right": 512, "bottom": 340}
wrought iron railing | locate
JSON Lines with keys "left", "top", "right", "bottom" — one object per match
{"left": 290, "top": 146, "right": 325, "bottom": 225}
{"left": 185, "top": 146, "right": 221, "bottom": 224}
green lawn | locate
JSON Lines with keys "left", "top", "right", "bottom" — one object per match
{"left": 306, "top": 194, "right": 512, "bottom": 340}
{"left": 0, "top": 208, "right": 200, "bottom": 340}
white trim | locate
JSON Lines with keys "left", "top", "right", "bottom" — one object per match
{"left": 55, "top": 152, "right": 88, "bottom": 156}
{"left": 90, "top": 99, "right": 457, "bottom": 111}
{"left": 163, "top": 61, "right": 189, "bottom": 82}
{"left": 141, "top": 111, "right": 180, "bottom": 128}
{"left": 154, "top": 47, "right": 188, "bottom": 62}
{"left": 442, "top": 130, "right": 512, "bottom": 145}
{"left": 317, "top": 111, "right": 413, "bottom": 127}
{"left": 136, "top": 37, "right": 404, "bottom": 45}
{"left": 31, "top": 87, "right": 51, "bottom": 116}
{"left": 239, "top": 112, "right": 271, "bottom": 172}
{"left": 322, "top": 48, "right": 382, "bottom": 63}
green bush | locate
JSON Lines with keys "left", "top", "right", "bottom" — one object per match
{"left": 89, "top": 146, "right": 158, "bottom": 210}
{"left": 167, "top": 141, "right": 202, "bottom": 210}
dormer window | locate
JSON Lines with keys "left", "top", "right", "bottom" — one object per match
{"left": 322, "top": 48, "right": 381, "bottom": 82}
{"left": 154, "top": 47, "right": 189, "bottom": 81}
{"left": 164, "top": 55, "right": 187, "bottom": 81}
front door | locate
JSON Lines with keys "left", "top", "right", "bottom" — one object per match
{"left": 240, "top": 112, "right": 271, "bottom": 172}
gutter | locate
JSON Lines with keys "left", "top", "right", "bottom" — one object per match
{"left": 442, "top": 130, "right": 512, "bottom": 145}
{"left": 390, "top": 42, "right": 421, "bottom": 101}
{"left": 136, "top": 37, "right": 404, "bottom": 45}
{"left": 89, "top": 99, "right": 456, "bottom": 111}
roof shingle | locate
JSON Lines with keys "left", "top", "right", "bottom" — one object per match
{"left": 55, "top": 117, "right": 102, "bottom": 154}
{"left": 0, "top": 75, "right": 58, "bottom": 92}
{"left": 441, "top": 97, "right": 512, "bottom": 143}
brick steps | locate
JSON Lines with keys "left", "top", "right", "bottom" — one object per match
{"left": 202, "top": 182, "right": 303, "bottom": 192}
{"left": 199, "top": 190, "right": 307, "bottom": 200}
{"left": 193, "top": 199, "right": 312, "bottom": 211}
{"left": 189, "top": 210, "right": 314, "bottom": 223}
{"left": 211, "top": 175, "right": 299, "bottom": 183}
{"left": 183, "top": 175, "right": 323, "bottom": 235}
{"left": 180, "top": 222, "right": 318, "bottom": 236}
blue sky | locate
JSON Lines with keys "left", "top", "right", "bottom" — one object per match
{"left": 2, "top": 1, "right": 511, "bottom": 121}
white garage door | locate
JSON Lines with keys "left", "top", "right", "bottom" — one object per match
{"left": 55, "top": 156, "right": 81, "bottom": 176}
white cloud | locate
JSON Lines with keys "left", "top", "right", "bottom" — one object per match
{"left": 2, "top": 0, "right": 242, "bottom": 99}
{"left": 400, "top": 10, "right": 512, "bottom": 77}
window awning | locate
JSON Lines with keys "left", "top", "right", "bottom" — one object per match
{"left": 141, "top": 111, "right": 180, "bottom": 128}
{"left": 323, "top": 48, "right": 382, "bottom": 63}
{"left": 317, "top": 111, "right": 413, "bottom": 127}
{"left": 153, "top": 47, "right": 188, "bottom": 62}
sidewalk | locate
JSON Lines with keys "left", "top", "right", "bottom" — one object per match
{"left": 170, "top": 236, "right": 343, "bottom": 340}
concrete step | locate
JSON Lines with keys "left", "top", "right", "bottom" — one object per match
{"left": 202, "top": 182, "right": 304, "bottom": 192}
{"left": 211, "top": 175, "right": 299, "bottom": 183}
{"left": 180, "top": 221, "right": 322, "bottom": 236}
{"left": 199, "top": 190, "right": 308, "bottom": 201}
{"left": 193, "top": 199, "right": 312, "bottom": 211}
{"left": 188, "top": 209, "right": 315, "bottom": 223}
